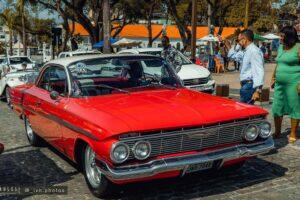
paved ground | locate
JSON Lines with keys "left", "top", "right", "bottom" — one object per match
{"left": 0, "top": 63, "right": 300, "bottom": 200}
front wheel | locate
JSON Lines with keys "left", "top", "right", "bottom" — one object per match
{"left": 83, "top": 145, "right": 114, "bottom": 198}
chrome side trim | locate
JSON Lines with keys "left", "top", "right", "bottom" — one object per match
{"left": 23, "top": 107, "right": 100, "bottom": 141}
{"left": 96, "top": 138, "right": 274, "bottom": 181}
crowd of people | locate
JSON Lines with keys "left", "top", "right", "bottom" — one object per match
{"left": 161, "top": 25, "right": 299, "bottom": 144}
{"left": 195, "top": 36, "right": 279, "bottom": 73}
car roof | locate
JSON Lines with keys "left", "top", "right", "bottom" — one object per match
{"left": 47, "top": 54, "right": 160, "bottom": 66}
{"left": 120, "top": 47, "right": 163, "bottom": 53}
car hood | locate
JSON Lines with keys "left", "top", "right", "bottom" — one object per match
{"left": 10, "top": 63, "right": 34, "bottom": 70}
{"left": 177, "top": 64, "right": 210, "bottom": 80}
{"left": 70, "top": 89, "right": 268, "bottom": 139}
{"left": 5, "top": 70, "right": 37, "bottom": 78}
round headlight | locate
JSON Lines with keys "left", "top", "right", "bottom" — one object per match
{"left": 244, "top": 125, "right": 258, "bottom": 141}
{"left": 110, "top": 142, "right": 130, "bottom": 163}
{"left": 133, "top": 141, "right": 151, "bottom": 160}
{"left": 259, "top": 121, "right": 272, "bottom": 138}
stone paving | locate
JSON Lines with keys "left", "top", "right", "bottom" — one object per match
{"left": 0, "top": 63, "right": 300, "bottom": 200}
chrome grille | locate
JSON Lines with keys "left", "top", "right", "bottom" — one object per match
{"left": 120, "top": 117, "right": 264, "bottom": 160}
{"left": 183, "top": 77, "right": 209, "bottom": 86}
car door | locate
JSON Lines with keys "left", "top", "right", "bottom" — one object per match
{"left": 32, "top": 65, "right": 70, "bottom": 151}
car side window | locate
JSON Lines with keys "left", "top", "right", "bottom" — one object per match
{"left": 38, "top": 66, "right": 68, "bottom": 96}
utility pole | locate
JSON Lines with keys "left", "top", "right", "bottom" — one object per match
{"left": 103, "top": 0, "right": 111, "bottom": 54}
{"left": 244, "top": 0, "right": 249, "bottom": 29}
{"left": 191, "top": 0, "right": 197, "bottom": 61}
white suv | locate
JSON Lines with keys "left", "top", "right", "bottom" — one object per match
{"left": 118, "top": 48, "right": 215, "bottom": 93}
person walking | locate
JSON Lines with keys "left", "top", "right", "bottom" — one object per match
{"left": 220, "top": 42, "right": 229, "bottom": 70}
{"left": 226, "top": 29, "right": 265, "bottom": 104}
{"left": 161, "top": 36, "right": 182, "bottom": 73}
{"left": 271, "top": 26, "right": 300, "bottom": 143}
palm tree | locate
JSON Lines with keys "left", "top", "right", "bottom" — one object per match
{"left": 16, "top": 0, "right": 27, "bottom": 56}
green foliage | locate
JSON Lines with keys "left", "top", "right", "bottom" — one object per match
{"left": 253, "top": 16, "right": 275, "bottom": 33}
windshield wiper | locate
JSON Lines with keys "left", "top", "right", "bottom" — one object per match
{"left": 80, "top": 84, "right": 130, "bottom": 94}
{"left": 139, "top": 83, "right": 177, "bottom": 90}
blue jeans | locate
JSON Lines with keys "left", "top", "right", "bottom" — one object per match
{"left": 240, "top": 81, "right": 256, "bottom": 104}
{"left": 208, "top": 55, "right": 215, "bottom": 72}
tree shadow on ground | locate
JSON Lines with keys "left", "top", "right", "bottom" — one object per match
{"left": 0, "top": 149, "right": 78, "bottom": 200}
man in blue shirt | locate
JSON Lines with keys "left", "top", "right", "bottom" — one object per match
{"left": 226, "top": 29, "right": 264, "bottom": 104}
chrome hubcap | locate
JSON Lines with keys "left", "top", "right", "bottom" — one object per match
{"left": 85, "top": 146, "right": 101, "bottom": 188}
{"left": 25, "top": 118, "right": 34, "bottom": 141}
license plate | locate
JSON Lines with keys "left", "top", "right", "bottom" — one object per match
{"left": 185, "top": 161, "right": 213, "bottom": 173}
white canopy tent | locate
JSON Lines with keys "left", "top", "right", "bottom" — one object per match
{"left": 197, "top": 34, "right": 219, "bottom": 42}
{"left": 111, "top": 38, "right": 141, "bottom": 48}
{"left": 263, "top": 33, "right": 280, "bottom": 40}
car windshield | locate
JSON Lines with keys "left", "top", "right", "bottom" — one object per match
{"left": 9, "top": 57, "right": 32, "bottom": 64}
{"left": 68, "top": 56, "right": 181, "bottom": 97}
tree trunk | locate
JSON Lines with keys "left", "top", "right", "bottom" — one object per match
{"left": 103, "top": 0, "right": 111, "bottom": 53}
{"left": 9, "top": 29, "right": 13, "bottom": 56}
{"left": 147, "top": 17, "right": 153, "bottom": 47}
{"left": 21, "top": 11, "right": 27, "bottom": 56}
{"left": 166, "top": 0, "right": 189, "bottom": 47}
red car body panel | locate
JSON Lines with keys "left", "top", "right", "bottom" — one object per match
{"left": 0, "top": 143, "right": 4, "bottom": 154}
{"left": 10, "top": 82, "right": 269, "bottom": 184}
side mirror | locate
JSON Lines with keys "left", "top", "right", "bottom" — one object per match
{"left": 50, "top": 91, "right": 59, "bottom": 100}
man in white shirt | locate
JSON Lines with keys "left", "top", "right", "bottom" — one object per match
{"left": 226, "top": 29, "right": 264, "bottom": 104}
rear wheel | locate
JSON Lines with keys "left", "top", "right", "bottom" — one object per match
{"left": 83, "top": 145, "right": 114, "bottom": 198}
{"left": 24, "top": 116, "right": 42, "bottom": 146}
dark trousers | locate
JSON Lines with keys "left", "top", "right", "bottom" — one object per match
{"left": 240, "top": 81, "right": 255, "bottom": 104}
{"left": 234, "top": 61, "right": 240, "bottom": 71}
{"left": 222, "top": 56, "right": 228, "bottom": 69}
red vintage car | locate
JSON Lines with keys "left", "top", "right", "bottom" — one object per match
{"left": 10, "top": 54, "right": 274, "bottom": 197}
{"left": 0, "top": 143, "right": 4, "bottom": 154}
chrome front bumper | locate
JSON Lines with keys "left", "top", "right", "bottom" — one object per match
{"left": 96, "top": 138, "right": 274, "bottom": 181}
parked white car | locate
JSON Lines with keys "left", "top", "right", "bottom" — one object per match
{"left": 1, "top": 56, "right": 36, "bottom": 71}
{"left": 58, "top": 50, "right": 102, "bottom": 59}
{"left": 118, "top": 48, "right": 215, "bottom": 93}
{"left": 0, "top": 68, "right": 38, "bottom": 106}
